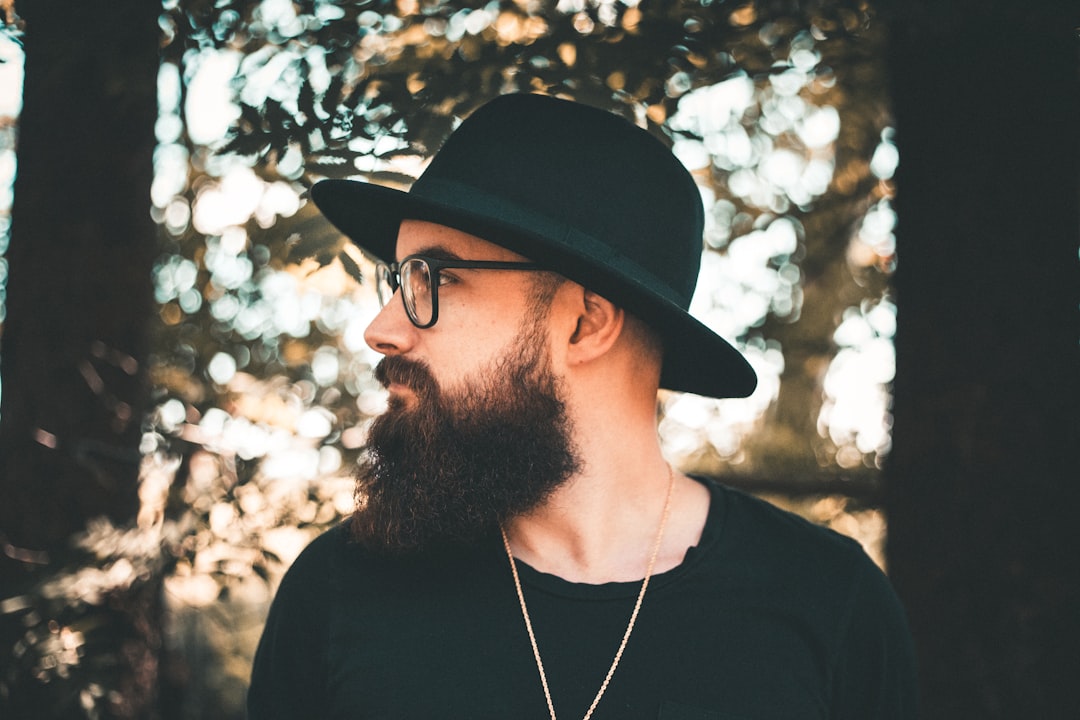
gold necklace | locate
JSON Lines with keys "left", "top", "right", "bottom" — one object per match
{"left": 499, "top": 466, "right": 675, "bottom": 720}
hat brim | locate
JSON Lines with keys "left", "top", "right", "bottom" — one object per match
{"left": 311, "top": 179, "right": 757, "bottom": 399}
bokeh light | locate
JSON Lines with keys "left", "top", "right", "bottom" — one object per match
{"left": 1, "top": 2, "right": 899, "bottom": 712}
{"left": 0, "top": 28, "right": 24, "bottom": 405}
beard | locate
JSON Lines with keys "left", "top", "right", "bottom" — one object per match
{"left": 350, "top": 319, "right": 581, "bottom": 554}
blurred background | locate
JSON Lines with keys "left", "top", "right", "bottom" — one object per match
{"left": 0, "top": 1, "right": 1075, "bottom": 718}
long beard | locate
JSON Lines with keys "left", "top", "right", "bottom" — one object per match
{"left": 350, "top": 323, "right": 581, "bottom": 554}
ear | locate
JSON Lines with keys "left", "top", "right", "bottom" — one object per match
{"left": 566, "top": 288, "right": 625, "bottom": 367}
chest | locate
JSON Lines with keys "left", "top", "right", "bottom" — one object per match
{"left": 321, "top": 569, "right": 837, "bottom": 720}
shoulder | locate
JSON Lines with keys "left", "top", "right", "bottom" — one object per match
{"left": 250, "top": 524, "right": 364, "bottom": 719}
{"left": 279, "top": 522, "right": 351, "bottom": 579}
{"left": 701, "top": 480, "right": 916, "bottom": 706}
{"left": 269, "top": 521, "right": 370, "bottom": 608}
{"left": 705, "top": 480, "right": 912, "bottom": 638}
{"left": 699, "top": 479, "right": 899, "bottom": 615}
{"left": 707, "top": 479, "right": 869, "bottom": 566}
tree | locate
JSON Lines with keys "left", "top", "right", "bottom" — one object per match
{"left": 0, "top": 0, "right": 156, "bottom": 561}
{"left": 883, "top": 2, "right": 1080, "bottom": 717}
{"left": 0, "top": 1, "right": 161, "bottom": 717}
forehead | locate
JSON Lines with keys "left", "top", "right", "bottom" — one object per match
{"left": 394, "top": 220, "right": 530, "bottom": 262}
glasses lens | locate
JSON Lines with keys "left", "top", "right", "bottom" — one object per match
{"left": 375, "top": 263, "right": 395, "bottom": 307}
{"left": 399, "top": 258, "right": 433, "bottom": 326}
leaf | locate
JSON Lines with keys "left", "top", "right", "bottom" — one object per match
{"left": 286, "top": 231, "right": 340, "bottom": 264}
{"left": 217, "top": 132, "right": 270, "bottom": 158}
{"left": 321, "top": 74, "right": 346, "bottom": 115}
{"left": 297, "top": 63, "right": 318, "bottom": 123}
{"left": 338, "top": 250, "right": 365, "bottom": 285}
{"left": 238, "top": 101, "right": 264, "bottom": 128}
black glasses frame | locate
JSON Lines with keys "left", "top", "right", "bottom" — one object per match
{"left": 376, "top": 253, "right": 544, "bottom": 329}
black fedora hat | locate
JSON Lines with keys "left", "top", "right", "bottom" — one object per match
{"left": 311, "top": 93, "right": 756, "bottom": 399}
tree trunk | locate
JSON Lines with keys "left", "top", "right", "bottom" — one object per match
{"left": 884, "top": 3, "right": 1080, "bottom": 717}
{"left": 0, "top": 0, "right": 156, "bottom": 551}
{"left": 0, "top": 1, "right": 160, "bottom": 716}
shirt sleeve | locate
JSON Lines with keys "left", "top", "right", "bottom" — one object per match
{"left": 830, "top": 559, "right": 919, "bottom": 719}
{"left": 247, "top": 535, "right": 333, "bottom": 720}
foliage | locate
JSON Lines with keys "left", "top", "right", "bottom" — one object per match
{"left": 152, "top": 0, "right": 895, "bottom": 478}
{"left": 162, "top": 0, "right": 877, "bottom": 174}
{"left": 1, "top": 518, "right": 168, "bottom": 718}
{"left": 2, "top": 1, "right": 895, "bottom": 716}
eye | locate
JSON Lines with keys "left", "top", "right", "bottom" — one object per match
{"left": 436, "top": 271, "right": 459, "bottom": 286}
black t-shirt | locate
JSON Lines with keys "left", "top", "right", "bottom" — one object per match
{"left": 248, "top": 479, "right": 917, "bottom": 719}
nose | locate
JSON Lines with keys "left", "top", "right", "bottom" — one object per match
{"left": 363, "top": 290, "right": 418, "bottom": 356}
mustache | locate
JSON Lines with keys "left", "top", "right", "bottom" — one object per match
{"left": 374, "top": 356, "right": 438, "bottom": 397}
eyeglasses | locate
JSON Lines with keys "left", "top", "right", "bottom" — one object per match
{"left": 375, "top": 254, "right": 543, "bottom": 328}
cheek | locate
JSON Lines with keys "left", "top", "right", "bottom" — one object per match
{"left": 427, "top": 327, "right": 533, "bottom": 393}
{"left": 435, "top": 309, "right": 529, "bottom": 356}
{"left": 424, "top": 283, "right": 545, "bottom": 379}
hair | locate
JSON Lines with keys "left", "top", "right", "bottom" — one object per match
{"left": 629, "top": 311, "right": 664, "bottom": 353}
{"left": 623, "top": 311, "right": 665, "bottom": 374}
{"left": 527, "top": 270, "right": 566, "bottom": 312}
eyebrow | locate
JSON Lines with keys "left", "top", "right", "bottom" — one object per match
{"left": 399, "top": 246, "right": 463, "bottom": 262}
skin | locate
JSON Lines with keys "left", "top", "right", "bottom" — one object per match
{"left": 364, "top": 219, "right": 712, "bottom": 584}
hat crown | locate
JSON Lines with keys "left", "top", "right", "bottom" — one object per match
{"left": 411, "top": 94, "right": 704, "bottom": 307}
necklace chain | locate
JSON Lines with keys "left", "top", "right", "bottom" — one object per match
{"left": 500, "top": 466, "right": 675, "bottom": 720}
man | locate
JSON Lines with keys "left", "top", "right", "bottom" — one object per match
{"left": 248, "top": 93, "right": 917, "bottom": 719}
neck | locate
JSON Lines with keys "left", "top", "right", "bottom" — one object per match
{"left": 501, "top": 439, "right": 710, "bottom": 584}
{"left": 501, "top": 349, "right": 711, "bottom": 583}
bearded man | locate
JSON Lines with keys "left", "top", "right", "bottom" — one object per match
{"left": 248, "top": 93, "right": 917, "bottom": 719}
